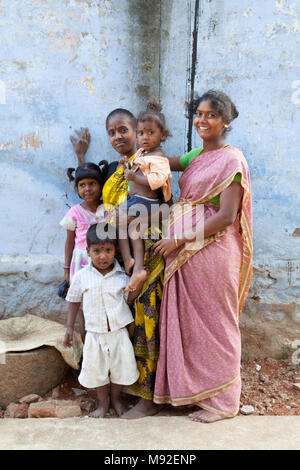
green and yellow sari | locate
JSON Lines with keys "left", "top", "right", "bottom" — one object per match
{"left": 102, "top": 155, "right": 164, "bottom": 400}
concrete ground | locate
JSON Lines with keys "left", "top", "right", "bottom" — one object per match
{"left": 1, "top": 416, "right": 300, "bottom": 450}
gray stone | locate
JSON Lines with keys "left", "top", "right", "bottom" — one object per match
{"left": 72, "top": 388, "right": 87, "bottom": 397}
{"left": 240, "top": 405, "right": 255, "bottom": 415}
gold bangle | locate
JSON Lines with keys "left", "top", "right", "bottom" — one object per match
{"left": 174, "top": 234, "right": 178, "bottom": 248}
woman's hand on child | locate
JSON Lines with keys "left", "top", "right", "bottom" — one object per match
{"left": 70, "top": 127, "right": 91, "bottom": 163}
{"left": 151, "top": 237, "right": 184, "bottom": 258}
{"left": 63, "top": 327, "right": 74, "bottom": 348}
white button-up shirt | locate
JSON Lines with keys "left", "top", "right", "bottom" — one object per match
{"left": 66, "top": 259, "right": 134, "bottom": 333}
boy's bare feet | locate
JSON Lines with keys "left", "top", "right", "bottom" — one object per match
{"left": 89, "top": 397, "right": 110, "bottom": 418}
{"left": 121, "top": 398, "right": 162, "bottom": 419}
{"left": 125, "top": 269, "right": 148, "bottom": 292}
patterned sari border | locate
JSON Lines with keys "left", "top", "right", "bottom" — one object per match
{"left": 197, "top": 402, "right": 239, "bottom": 419}
{"left": 153, "top": 374, "right": 240, "bottom": 406}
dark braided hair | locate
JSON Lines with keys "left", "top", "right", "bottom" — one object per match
{"left": 187, "top": 90, "right": 239, "bottom": 134}
{"left": 67, "top": 161, "right": 109, "bottom": 194}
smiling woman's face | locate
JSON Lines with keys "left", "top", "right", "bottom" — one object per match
{"left": 194, "top": 99, "right": 227, "bottom": 141}
{"left": 106, "top": 114, "right": 137, "bottom": 156}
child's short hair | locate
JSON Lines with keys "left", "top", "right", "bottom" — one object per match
{"left": 137, "top": 99, "right": 171, "bottom": 138}
{"left": 67, "top": 161, "right": 109, "bottom": 189}
{"left": 86, "top": 223, "right": 117, "bottom": 248}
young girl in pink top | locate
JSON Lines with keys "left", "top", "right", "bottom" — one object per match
{"left": 60, "top": 161, "right": 108, "bottom": 340}
{"left": 118, "top": 100, "right": 172, "bottom": 292}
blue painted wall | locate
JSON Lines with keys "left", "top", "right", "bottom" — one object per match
{"left": 0, "top": 0, "right": 299, "bottom": 357}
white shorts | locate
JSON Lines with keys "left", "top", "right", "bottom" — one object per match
{"left": 78, "top": 328, "right": 139, "bottom": 388}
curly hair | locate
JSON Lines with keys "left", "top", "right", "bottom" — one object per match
{"left": 187, "top": 89, "right": 239, "bottom": 134}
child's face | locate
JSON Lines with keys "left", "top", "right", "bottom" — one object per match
{"left": 87, "top": 242, "right": 116, "bottom": 274}
{"left": 137, "top": 120, "right": 165, "bottom": 151}
{"left": 107, "top": 114, "right": 137, "bottom": 156}
{"left": 77, "top": 178, "right": 101, "bottom": 203}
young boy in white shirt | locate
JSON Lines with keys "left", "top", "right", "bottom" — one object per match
{"left": 63, "top": 222, "right": 140, "bottom": 418}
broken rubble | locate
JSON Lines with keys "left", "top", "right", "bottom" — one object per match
{"left": 19, "top": 394, "right": 42, "bottom": 404}
{"left": 79, "top": 398, "right": 96, "bottom": 413}
{"left": 5, "top": 403, "right": 29, "bottom": 419}
{"left": 28, "top": 400, "right": 81, "bottom": 418}
{"left": 259, "top": 374, "right": 269, "bottom": 383}
{"left": 72, "top": 388, "right": 87, "bottom": 397}
{"left": 51, "top": 386, "right": 60, "bottom": 399}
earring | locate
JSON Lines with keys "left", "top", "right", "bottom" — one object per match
{"left": 224, "top": 124, "right": 229, "bottom": 129}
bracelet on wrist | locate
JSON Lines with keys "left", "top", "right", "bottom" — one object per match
{"left": 174, "top": 234, "right": 178, "bottom": 248}
{"left": 63, "top": 266, "right": 70, "bottom": 270}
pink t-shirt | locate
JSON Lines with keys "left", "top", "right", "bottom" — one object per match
{"left": 60, "top": 204, "right": 105, "bottom": 250}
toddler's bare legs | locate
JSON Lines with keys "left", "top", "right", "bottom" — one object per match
{"left": 117, "top": 212, "right": 148, "bottom": 291}
{"left": 117, "top": 209, "right": 135, "bottom": 275}
{"left": 89, "top": 384, "right": 110, "bottom": 418}
{"left": 126, "top": 236, "right": 148, "bottom": 292}
{"left": 118, "top": 236, "right": 135, "bottom": 275}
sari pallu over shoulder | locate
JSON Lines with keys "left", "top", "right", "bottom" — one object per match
{"left": 164, "top": 146, "right": 253, "bottom": 314}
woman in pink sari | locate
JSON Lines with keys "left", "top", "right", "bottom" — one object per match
{"left": 152, "top": 90, "right": 253, "bottom": 423}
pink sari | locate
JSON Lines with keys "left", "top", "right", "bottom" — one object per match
{"left": 153, "top": 146, "right": 253, "bottom": 418}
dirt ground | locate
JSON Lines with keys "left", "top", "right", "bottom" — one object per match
{"left": 239, "top": 358, "right": 300, "bottom": 416}
{"left": 42, "top": 357, "right": 300, "bottom": 417}
{"left": 1, "top": 358, "right": 300, "bottom": 418}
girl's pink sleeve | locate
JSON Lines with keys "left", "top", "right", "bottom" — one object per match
{"left": 59, "top": 206, "right": 77, "bottom": 231}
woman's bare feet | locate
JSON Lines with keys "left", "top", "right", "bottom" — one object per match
{"left": 89, "top": 398, "right": 110, "bottom": 418}
{"left": 125, "top": 268, "right": 148, "bottom": 292}
{"left": 111, "top": 397, "right": 129, "bottom": 417}
{"left": 121, "top": 398, "right": 162, "bottom": 419}
{"left": 188, "top": 409, "right": 224, "bottom": 423}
